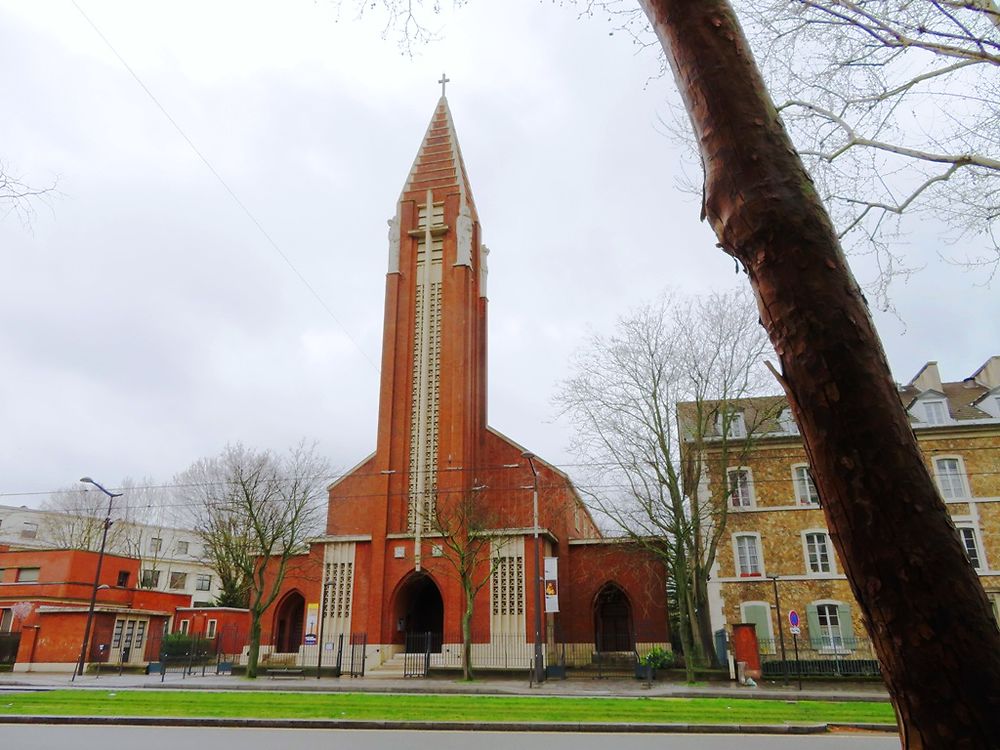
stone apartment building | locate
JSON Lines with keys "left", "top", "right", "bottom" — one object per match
{"left": 686, "top": 355, "right": 1000, "bottom": 655}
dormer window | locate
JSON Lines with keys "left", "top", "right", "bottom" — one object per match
{"left": 778, "top": 408, "right": 799, "bottom": 434}
{"left": 717, "top": 410, "right": 746, "bottom": 439}
{"left": 923, "top": 400, "right": 948, "bottom": 425}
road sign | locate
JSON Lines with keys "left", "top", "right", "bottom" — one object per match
{"left": 789, "top": 626, "right": 801, "bottom": 636}
{"left": 788, "top": 609, "right": 799, "bottom": 628}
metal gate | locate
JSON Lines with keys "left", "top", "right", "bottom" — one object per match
{"left": 403, "top": 631, "right": 433, "bottom": 677}
{"left": 347, "top": 632, "right": 367, "bottom": 677}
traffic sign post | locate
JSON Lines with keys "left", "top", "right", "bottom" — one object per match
{"left": 788, "top": 610, "right": 802, "bottom": 691}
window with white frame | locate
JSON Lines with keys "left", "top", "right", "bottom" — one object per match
{"left": 808, "top": 602, "right": 856, "bottom": 651}
{"left": 815, "top": 603, "right": 845, "bottom": 649}
{"left": 804, "top": 532, "right": 833, "bottom": 574}
{"left": 934, "top": 457, "right": 969, "bottom": 499}
{"left": 958, "top": 527, "right": 982, "bottom": 569}
{"left": 20, "top": 522, "right": 38, "bottom": 539}
{"left": 169, "top": 572, "right": 187, "bottom": 590}
{"left": 735, "top": 534, "right": 763, "bottom": 577}
{"left": 793, "top": 465, "right": 820, "bottom": 505}
{"left": 778, "top": 408, "right": 799, "bottom": 434}
{"left": 717, "top": 410, "right": 747, "bottom": 439}
{"left": 728, "top": 468, "right": 754, "bottom": 509}
{"left": 0, "top": 608, "right": 13, "bottom": 633}
{"left": 923, "top": 400, "right": 949, "bottom": 425}
{"left": 196, "top": 573, "right": 212, "bottom": 591}
{"left": 149, "top": 537, "right": 163, "bottom": 554}
{"left": 179, "top": 619, "right": 190, "bottom": 635}
{"left": 175, "top": 541, "right": 189, "bottom": 555}
{"left": 206, "top": 619, "right": 218, "bottom": 639}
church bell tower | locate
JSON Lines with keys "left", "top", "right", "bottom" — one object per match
{"left": 374, "top": 93, "right": 489, "bottom": 567}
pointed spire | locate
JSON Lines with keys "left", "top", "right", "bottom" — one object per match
{"left": 401, "top": 96, "right": 477, "bottom": 219}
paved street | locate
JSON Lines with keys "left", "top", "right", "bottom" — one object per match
{"left": 2, "top": 726, "right": 899, "bottom": 750}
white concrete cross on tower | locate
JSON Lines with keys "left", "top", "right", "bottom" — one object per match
{"left": 439, "top": 73, "right": 450, "bottom": 97}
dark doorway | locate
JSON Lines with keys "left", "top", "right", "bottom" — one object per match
{"left": 273, "top": 590, "right": 305, "bottom": 653}
{"left": 594, "top": 583, "right": 634, "bottom": 652}
{"left": 394, "top": 573, "right": 444, "bottom": 652}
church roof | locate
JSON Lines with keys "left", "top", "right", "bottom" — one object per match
{"left": 400, "top": 96, "right": 477, "bottom": 219}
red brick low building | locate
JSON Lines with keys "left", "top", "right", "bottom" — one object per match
{"left": 0, "top": 548, "right": 190, "bottom": 672}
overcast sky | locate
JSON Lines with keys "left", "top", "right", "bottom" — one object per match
{"left": 2, "top": 1, "right": 997, "bottom": 509}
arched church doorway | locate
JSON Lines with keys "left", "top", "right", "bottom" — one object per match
{"left": 393, "top": 572, "right": 444, "bottom": 652}
{"left": 273, "top": 590, "right": 305, "bottom": 653}
{"left": 594, "top": 583, "right": 634, "bottom": 652}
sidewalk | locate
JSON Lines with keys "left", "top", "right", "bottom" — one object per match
{"left": 0, "top": 669, "right": 891, "bottom": 703}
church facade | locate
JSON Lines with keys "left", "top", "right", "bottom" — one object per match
{"left": 264, "top": 96, "right": 669, "bottom": 672}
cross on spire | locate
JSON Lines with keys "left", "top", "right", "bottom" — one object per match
{"left": 439, "top": 73, "right": 450, "bottom": 97}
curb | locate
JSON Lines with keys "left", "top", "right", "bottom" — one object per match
{"left": 0, "top": 715, "right": 854, "bottom": 734}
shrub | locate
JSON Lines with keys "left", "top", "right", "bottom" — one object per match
{"left": 642, "top": 646, "right": 673, "bottom": 669}
{"left": 159, "top": 633, "right": 214, "bottom": 660}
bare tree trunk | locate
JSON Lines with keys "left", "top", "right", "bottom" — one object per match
{"left": 462, "top": 600, "right": 473, "bottom": 681}
{"left": 246, "top": 617, "right": 262, "bottom": 679}
{"left": 673, "top": 557, "right": 697, "bottom": 683}
{"left": 692, "top": 575, "right": 718, "bottom": 668}
{"left": 639, "top": 1, "right": 1000, "bottom": 745}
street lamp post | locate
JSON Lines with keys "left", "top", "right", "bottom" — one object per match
{"left": 73, "top": 477, "right": 122, "bottom": 681}
{"left": 768, "top": 574, "right": 789, "bottom": 686}
{"left": 317, "top": 581, "right": 334, "bottom": 679}
{"left": 521, "top": 452, "right": 545, "bottom": 685}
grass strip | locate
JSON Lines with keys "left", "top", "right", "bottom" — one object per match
{"left": 0, "top": 690, "right": 895, "bottom": 725}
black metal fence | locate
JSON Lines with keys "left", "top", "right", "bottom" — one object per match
{"left": 758, "top": 637, "right": 882, "bottom": 678}
{"left": 391, "top": 632, "right": 654, "bottom": 679}
{"left": 346, "top": 632, "right": 367, "bottom": 677}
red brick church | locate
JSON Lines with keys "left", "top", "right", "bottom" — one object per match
{"left": 265, "top": 95, "right": 669, "bottom": 672}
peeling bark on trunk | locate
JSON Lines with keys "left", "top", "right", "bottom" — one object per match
{"left": 639, "top": 1, "right": 1000, "bottom": 746}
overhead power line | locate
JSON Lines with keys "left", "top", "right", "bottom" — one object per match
{"left": 70, "top": 0, "right": 379, "bottom": 372}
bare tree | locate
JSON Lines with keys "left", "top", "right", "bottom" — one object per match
{"left": 40, "top": 479, "right": 171, "bottom": 583}
{"left": 39, "top": 486, "right": 119, "bottom": 552}
{"left": 340, "top": 1, "right": 999, "bottom": 740}
{"left": 636, "top": 1, "right": 1000, "bottom": 744}
{"left": 1, "top": 160, "right": 55, "bottom": 227}
{"left": 733, "top": 0, "right": 1000, "bottom": 305}
{"left": 555, "top": 288, "right": 772, "bottom": 677}
{"left": 426, "top": 484, "right": 505, "bottom": 681}
{"left": 176, "top": 442, "right": 328, "bottom": 679}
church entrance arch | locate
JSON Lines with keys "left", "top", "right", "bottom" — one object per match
{"left": 392, "top": 572, "right": 444, "bottom": 652}
{"left": 273, "top": 590, "right": 305, "bottom": 653}
{"left": 594, "top": 583, "right": 634, "bottom": 652}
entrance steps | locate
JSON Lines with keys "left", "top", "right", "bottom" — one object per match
{"left": 365, "top": 652, "right": 407, "bottom": 678}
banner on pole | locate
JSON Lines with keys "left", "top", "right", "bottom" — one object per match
{"left": 543, "top": 556, "right": 559, "bottom": 613}
{"left": 305, "top": 602, "right": 319, "bottom": 643}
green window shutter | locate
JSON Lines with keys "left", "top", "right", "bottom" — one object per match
{"left": 743, "top": 603, "right": 771, "bottom": 647}
{"left": 837, "top": 603, "right": 855, "bottom": 647}
{"left": 806, "top": 604, "right": 821, "bottom": 648}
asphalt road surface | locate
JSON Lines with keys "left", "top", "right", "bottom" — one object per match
{"left": 1, "top": 726, "right": 900, "bottom": 749}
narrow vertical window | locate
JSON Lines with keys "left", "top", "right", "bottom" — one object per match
{"left": 934, "top": 458, "right": 968, "bottom": 499}
{"left": 728, "top": 469, "right": 753, "bottom": 508}
{"left": 735, "top": 535, "right": 762, "bottom": 576}
{"left": 805, "top": 532, "right": 832, "bottom": 574}
{"left": 958, "top": 528, "right": 982, "bottom": 569}
{"left": 793, "top": 465, "right": 820, "bottom": 505}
